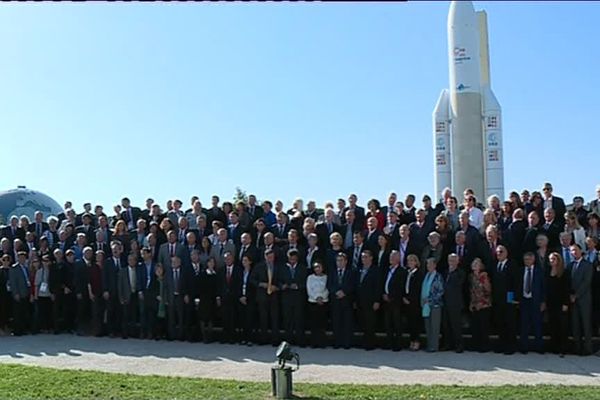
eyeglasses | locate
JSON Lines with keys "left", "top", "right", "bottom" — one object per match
{"left": 543, "top": 188, "right": 551, "bottom": 192}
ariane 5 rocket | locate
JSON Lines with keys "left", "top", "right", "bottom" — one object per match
{"left": 433, "top": 1, "right": 504, "bottom": 202}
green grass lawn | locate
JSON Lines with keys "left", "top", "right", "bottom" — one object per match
{"left": 0, "top": 363, "right": 599, "bottom": 399}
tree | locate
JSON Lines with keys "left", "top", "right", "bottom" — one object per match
{"left": 233, "top": 187, "right": 248, "bottom": 205}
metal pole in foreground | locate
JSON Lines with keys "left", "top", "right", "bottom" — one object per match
{"left": 272, "top": 341, "right": 300, "bottom": 399}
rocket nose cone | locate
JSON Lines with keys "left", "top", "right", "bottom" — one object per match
{"left": 448, "top": 1, "right": 476, "bottom": 27}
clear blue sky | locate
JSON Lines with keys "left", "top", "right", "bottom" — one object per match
{"left": 1, "top": 2, "right": 598, "bottom": 211}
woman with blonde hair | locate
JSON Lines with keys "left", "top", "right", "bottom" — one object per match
{"left": 546, "top": 252, "right": 570, "bottom": 357}
{"left": 404, "top": 254, "right": 423, "bottom": 351}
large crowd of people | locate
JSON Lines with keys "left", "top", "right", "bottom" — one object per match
{"left": 1, "top": 182, "right": 600, "bottom": 357}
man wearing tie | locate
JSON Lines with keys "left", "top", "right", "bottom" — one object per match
{"left": 272, "top": 212, "right": 290, "bottom": 248}
{"left": 567, "top": 244, "right": 593, "bottom": 355}
{"left": 279, "top": 250, "right": 307, "bottom": 345}
{"left": 442, "top": 254, "right": 466, "bottom": 353}
{"left": 246, "top": 195, "right": 263, "bottom": 223}
{"left": 102, "top": 242, "right": 125, "bottom": 337}
{"left": 165, "top": 255, "right": 185, "bottom": 341}
{"left": 9, "top": 251, "right": 32, "bottom": 335}
{"left": 217, "top": 252, "right": 239, "bottom": 344}
{"left": 518, "top": 252, "right": 546, "bottom": 354}
{"left": 382, "top": 251, "right": 406, "bottom": 351}
{"left": 491, "top": 245, "right": 518, "bottom": 354}
{"left": 327, "top": 252, "right": 355, "bottom": 349}
{"left": 118, "top": 253, "right": 140, "bottom": 339}
{"left": 139, "top": 247, "right": 156, "bottom": 339}
{"left": 347, "top": 231, "right": 365, "bottom": 271}
{"left": 559, "top": 232, "right": 573, "bottom": 265}
{"left": 208, "top": 229, "right": 236, "bottom": 270}
{"left": 159, "top": 230, "right": 189, "bottom": 272}
{"left": 250, "top": 249, "right": 281, "bottom": 345}
{"left": 29, "top": 211, "right": 49, "bottom": 246}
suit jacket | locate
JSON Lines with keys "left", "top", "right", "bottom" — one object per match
{"left": 278, "top": 263, "right": 308, "bottom": 303}
{"left": 236, "top": 244, "right": 260, "bottom": 265}
{"left": 443, "top": 268, "right": 466, "bottom": 310}
{"left": 567, "top": 259, "right": 593, "bottom": 307}
{"left": 102, "top": 256, "right": 125, "bottom": 296}
{"left": 76, "top": 225, "right": 96, "bottom": 245}
{"left": 208, "top": 240, "right": 236, "bottom": 270}
{"left": 206, "top": 207, "right": 227, "bottom": 227}
{"left": 228, "top": 224, "right": 244, "bottom": 248}
{"left": 505, "top": 219, "right": 526, "bottom": 261}
{"left": 514, "top": 264, "right": 546, "bottom": 306}
{"left": 341, "top": 206, "right": 366, "bottom": 228}
{"left": 250, "top": 261, "right": 281, "bottom": 302}
{"left": 121, "top": 207, "right": 142, "bottom": 228}
{"left": 217, "top": 265, "right": 241, "bottom": 302}
{"left": 356, "top": 266, "right": 382, "bottom": 307}
{"left": 347, "top": 244, "right": 365, "bottom": 270}
{"left": 138, "top": 261, "right": 156, "bottom": 293}
{"left": 183, "top": 263, "right": 203, "bottom": 298}
{"left": 118, "top": 266, "right": 140, "bottom": 303}
{"left": 73, "top": 260, "right": 92, "bottom": 296}
{"left": 305, "top": 246, "right": 325, "bottom": 270}
{"left": 540, "top": 221, "right": 562, "bottom": 251}
{"left": 408, "top": 222, "right": 430, "bottom": 255}
{"left": 271, "top": 223, "right": 291, "bottom": 245}
{"left": 381, "top": 266, "right": 407, "bottom": 306}
{"left": 246, "top": 205, "right": 264, "bottom": 222}
{"left": 2, "top": 226, "right": 26, "bottom": 243}
{"left": 490, "top": 259, "right": 517, "bottom": 307}
{"left": 548, "top": 197, "right": 566, "bottom": 225}
{"left": 164, "top": 267, "right": 185, "bottom": 305}
{"left": 363, "top": 230, "right": 381, "bottom": 254}
{"left": 397, "top": 239, "right": 419, "bottom": 267}
{"left": 158, "top": 242, "right": 189, "bottom": 271}
{"left": 315, "top": 221, "right": 342, "bottom": 249}
{"left": 9, "top": 264, "right": 30, "bottom": 298}
{"left": 404, "top": 268, "right": 423, "bottom": 307}
{"left": 327, "top": 267, "right": 356, "bottom": 303}
{"left": 28, "top": 222, "right": 50, "bottom": 238}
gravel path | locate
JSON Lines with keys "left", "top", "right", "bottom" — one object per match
{"left": 1, "top": 335, "right": 599, "bottom": 386}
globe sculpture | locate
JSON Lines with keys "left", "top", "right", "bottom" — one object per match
{"left": 0, "top": 186, "right": 63, "bottom": 226}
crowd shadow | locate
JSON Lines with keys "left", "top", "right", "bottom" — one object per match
{"left": 1, "top": 333, "right": 599, "bottom": 377}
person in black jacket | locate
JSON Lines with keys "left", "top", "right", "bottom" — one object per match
{"left": 403, "top": 254, "right": 423, "bottom": 351}
{"left": 236, "top": 255, "right": 256, "bottom": 345}
{"left": 442, "top": 253, "right": 466, "bottom": 353}
{"left": 183, "top": 250, "right": 203, "bottom": 341}
{"left": 278, "top": 250, "right": 308, "bottom": 346}
{"left": 356, "top": 250, "right": 382, "bottom": 350}
{"left": 216, "top": 252, "right": 240, "bottom": 344}
{"left": 327, "top": 252, "right": 355, "bottom": 349}
{"left": 199, "top": 257, "right": 219, "bottom": 343}
{"left": 73, "top": 247, "right": 94, "bottom": 335}
{"left": 546, "top": 252, "right": 570, "bottom": 356}
{"left": 62, "top": 250, "right": 77, "bottom": 334}
{"left": 490, "top": 245, "right": 518, "bottom": 354}
{"left": 102, "top": 242, "right": 125, "bottom": 337}
{"left": 382, "top": 250, "right": 407, "bottom": 351}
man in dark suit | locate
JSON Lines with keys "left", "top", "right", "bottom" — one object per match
{"left": 541, "top": 182, "right": 566, "bottom": 226}
{"left": 120, "top": 197, "right": 142, "bottom": 231}
{"left": 315, "top": 209, "right": 342, "bottom": 250}
{"left": 343, "top": 194, "right": 365, "bottom": 229}
{"left": 442, "top": 253, "right": 466, "bottom": 352}
{"left": 364, "top": 217, "right": 381, "bottom": 254}
{"left": 272, "top": 212, "right": 291, "bottom": 248}
{"left": 453, "top": 231, "right": 473, "bottom": 271}
{"left": 347, "top": 231, "right": 365, "bottom": 270}
{"left": 341, "top": 209, "right": 361, "bottom": 250}
{"left": 138, "top": 247, "right": 156, "bottom": 339}
{"left": 246, "top": 194, "right": 264, "bottom": 223}
{"left": 522, "top": 211, "right": 541, "bottom": 254}
{"left": 505, "top": 209, "right": 527, "bottom": 263}
{"left": 540, "top": 208, "right": 562, "bottom": 251}
{"left": 9, "top": 251, "right": 31, "bottom": 335}
{"left": 216, "top": 252, "right": 240, "bottom": 344}
{"left": 383, "top": 211, "right": 401, "bottom": 250}
{"left": 206, "top": 195, "right": 227, "bottom": 227}
{"left": 567, "top": 244, "right": 593, "bottom": 355}
{"left": 382, "top": 250, "right": 406, "bottom": 351}
{"left": 278, "top": 250, "right": 307, "bottom": 345}
{"left": 490, "top": 245, "right": 518, "bottom": 354}
{"left": 57, "top": 201, "right": 73, "bottom": 225}
{"left": 73, "top": 247, "right": 94, "bottom": 335}
{"left": 282, "top": 229, "right": 306, "bottom": 262}
{"left": 93, "top": 230, "right": 110, "bottom": 255}
{"left": 237, "top": 233, "right": 259, "bottom": 266}
{"left": 75, "top": 213, "right": 96, "bottom": 245}
{"left": 517, "top": 252, "right": 546, "bottom": 353}
{"left": 483, "top": 225, "right": 505, "bottom": 269}
{"left": 2, "top": 216, "right": 26, "bottom": 244}
{"left": 397, "top": 224, "right": 419, "bottom": 268}
{"left": 356, "top": 250, "right": 382, "bottom": 350}
{"left": 380, "top": 192, "right": 398, "bottom": 220}
{"left": 102, "top": 242, "right": 125, "bottom": 337}
{"left": 250, "top": 249, "right": 281, "bottom": 345}
{"left": 457, "top": 210, "right": 482, "bottom": 251}
{"left": 118, "top": 253, "right": 141, "bottom": 339}
{"left": 158, "top": 230, "right": 188, "bottom": 272}
{"left": 408, "top": 210, "right": 431, "bottom": 256}
{"left": 327, "top": 252, "right": 355, "bottom": 349}
{"left": 165, "top": 255, "right": 185, "bottom": 341}
{"left": 227, "top": 211, "right": 244, "bottom": 249}
{"left": 29, "top": 211, "right": 50, "bottom": 244}
{"left": 140, "top": 198, "right": 154, "bottom": 222}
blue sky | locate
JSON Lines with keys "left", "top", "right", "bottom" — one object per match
{"left": 1, "top": 2, "right": 598, "bottom": 211}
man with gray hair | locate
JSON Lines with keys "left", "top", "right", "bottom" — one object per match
{"left": 442, "top": 253, "right": 466, "bottom": 353}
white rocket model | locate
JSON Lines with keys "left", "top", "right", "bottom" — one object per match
{"left": 433, "top": 1, "right": 504, "bottom": 202}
